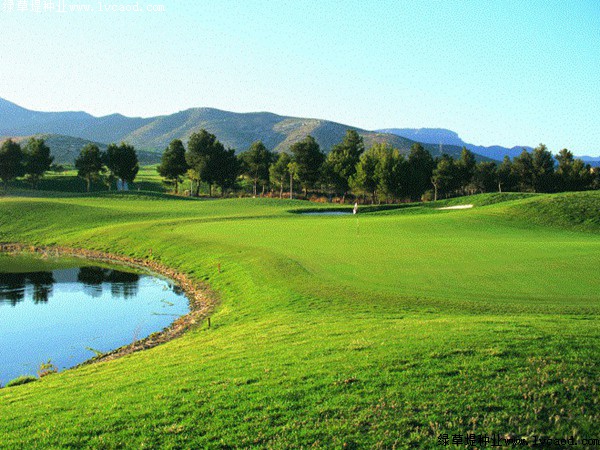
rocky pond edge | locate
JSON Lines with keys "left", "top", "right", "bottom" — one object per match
{"left": 0, "top": 242, "right": 218, "bottom": 368}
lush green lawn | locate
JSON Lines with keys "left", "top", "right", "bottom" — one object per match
{"left": 6, "top": 165, "right": 166, "bottom": 194}
{"left": 0, "top": 191, "right": 598, "bottom": 448}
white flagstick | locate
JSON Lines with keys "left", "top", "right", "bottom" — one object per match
{"left": 353, "top": 202, "right": 359, "bottom": 236}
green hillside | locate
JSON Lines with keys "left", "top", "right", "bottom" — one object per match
{"left": 122, "top": 107, "right": 468, "bottom": 157}
{"left": 0, "top": 191, "right": 598, "bottom": 447}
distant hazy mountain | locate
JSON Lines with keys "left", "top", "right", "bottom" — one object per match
{"left": 579, "top": 156, "right": 600, "bottom": 167}
{"left": 380, "top": 128, "right": 600, "bottom": 166}
{"left": 377, "top": 128, "right": 536, "bottom": 161}
{"left": 0, "top": 98, "right": 475, "bottom": 162}
{"left": 0, "top": 98, "right": 152, "bottom": 144}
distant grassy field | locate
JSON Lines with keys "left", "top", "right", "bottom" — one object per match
{"left": 0, "top": 191, "right": 598, "bottom": 448}
{"left": 7, "top": 165, "right": 166, "bottom": 194}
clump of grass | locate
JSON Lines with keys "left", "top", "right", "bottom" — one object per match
{"left": 5, "top": 376, "right": 37, "bottom": 388}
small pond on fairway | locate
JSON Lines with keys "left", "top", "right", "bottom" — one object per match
{"left": 0, "top": 254, "right": 189, "bottom": 386}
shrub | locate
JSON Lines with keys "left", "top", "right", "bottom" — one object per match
{"left": 6, "top": 376, "right": 37, "bottom": 388}
{"left": 421, "top": 190, "right": 435, "bottom": 202}
{"left": 38, "top": 360, "right": 58, "bottom": 378}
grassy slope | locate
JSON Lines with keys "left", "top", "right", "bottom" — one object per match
{"left": 0, "top": 192, "right": 598, "bottom": 448}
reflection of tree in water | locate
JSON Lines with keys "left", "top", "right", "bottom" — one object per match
{"left": 77, "top": 267, "right": 109, "bottom": 285}
{"left": 0, "top": 272, "right": 55, "bottom": 305}
{"left": 108, "top": 270, "right": 140, "bottom": 299}
{"left": 28, "top": 272, "right": 55, "bottom": 304}
{"left": 0, "top": 273, "right": 28, "bottom": 306}
{"left": 106, "top": 270, "right": 139, "bottom": 284}
{"left": 77, "top": 267, "right": 140, "bottom": 299}
{"left": 1, "top": 266, "right": 141, "bottom": 305}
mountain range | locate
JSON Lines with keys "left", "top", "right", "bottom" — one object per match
{"left": 378, "top": 128, "right": 600, "bottom": 166}
{"left": 0, "top": 97, "right": 471, "bottom": 163}
{"left": 377, "top": 128, "right": 533, "bottom": 160}
{"left": 3, "top": 97, "right": 596, "bottom": 167}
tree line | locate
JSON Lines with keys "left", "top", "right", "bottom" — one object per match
{"left": 1, "top": 131, "right": 598, "bottom": 200}
{"left": 0, "top": 138, "right": 54, "bottom": 189}
{"left": 0, "top": 139, "right": 139, "bottom": 192}
{"left": 157, "top": 129, "right": 600, "bottom": 202}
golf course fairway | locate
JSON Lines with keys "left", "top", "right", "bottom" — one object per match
{"left": 0, "top": 191, "right": 598, "bottom": 448}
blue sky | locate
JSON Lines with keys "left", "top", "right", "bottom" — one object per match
{"left": 1, "top": 0, "right": 599, "bottom": 155}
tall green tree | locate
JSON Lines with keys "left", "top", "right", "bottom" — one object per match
{"left": 556, "top": 148, "right": 575, "bottom": 191}
{"left": 104, "top": 143, "right": 139, "bottom": 190}
{"left": 431, "top": 155, "right": 458, "bottom": 201}
{"left": 213, "top": 148, "right": 240, "bottom": 196}
{"left": 570, "top": 159, "right": 594, "bottom": 191}
{"left": 186, "top": 129, "right": 225, "bottom": 196}
{"left": 157, "top": 139, "right": 188, "bottom": 193}
{"left": 75, "top": 144, "right": 104, "bottom": 192}
{"left": 407, "top": 143, "right": 435, "bottom": 201}
{"left": 289, "top": 136, "right": 325, "bottom": 196}
{"left": 531, "top": 144, "right": 555, "bottom": 193}
{"left": 0, "top": 139, "right": 25, "bottom": 189}
{"left": 324, "top": 130, "right": 364, "bottom": 200}
{"left": 288, "top": 161, "right": 300, "bottom": 199}
{"left": 593, "top": 167, "right": 600, "bottom": 190}
{"left": 269, "top": 152, "right": 291, "bottom": 199}
{"left": 511, "top": 149, "right": 535, "bottom": 192}
{"left": 239, "top": 141, "right": 274, "bottom": 196}
{"left": 457, "top": 147, "right": 477, "bottom": 194}
{"left": 374, "top": 144, "right": 408, "bottom": 202}
{"left": 186, "top": 169, "right": 201, "bottom": 196}
{"left": 350, "top": 146, "right": 379, "bottom": 203}
{"left": 472, "top": 161, "right": 497, "bottom": 193}
{"left": 555, "top": 148, "right": 592, "bottom": 191}
{"left": 23, "top": 138, "right": 53, "bottom": 189}
{"left": 497, "top": 156, "right": 514, "bottom": 192}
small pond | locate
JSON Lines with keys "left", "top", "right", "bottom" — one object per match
{"left": 0, "top": 255, "right": 189, "bottom": 386}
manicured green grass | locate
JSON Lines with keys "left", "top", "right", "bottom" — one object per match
{"left": 0, "top": 191, "right": 598, "bottom": 448}
{"left": 5, "top": 165, "right": 166, "bottom": 194}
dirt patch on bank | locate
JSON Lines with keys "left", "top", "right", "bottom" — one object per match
{"left": 0, "top": 243, "right": 218, "bottom": 366}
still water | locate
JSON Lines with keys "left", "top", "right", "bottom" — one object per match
{"left": 0, "top": 257, "right": 189, "bottom": 386}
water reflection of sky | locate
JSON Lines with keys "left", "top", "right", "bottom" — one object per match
{"left": 0, "top": 265, "right": 189, "bottom": 386}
